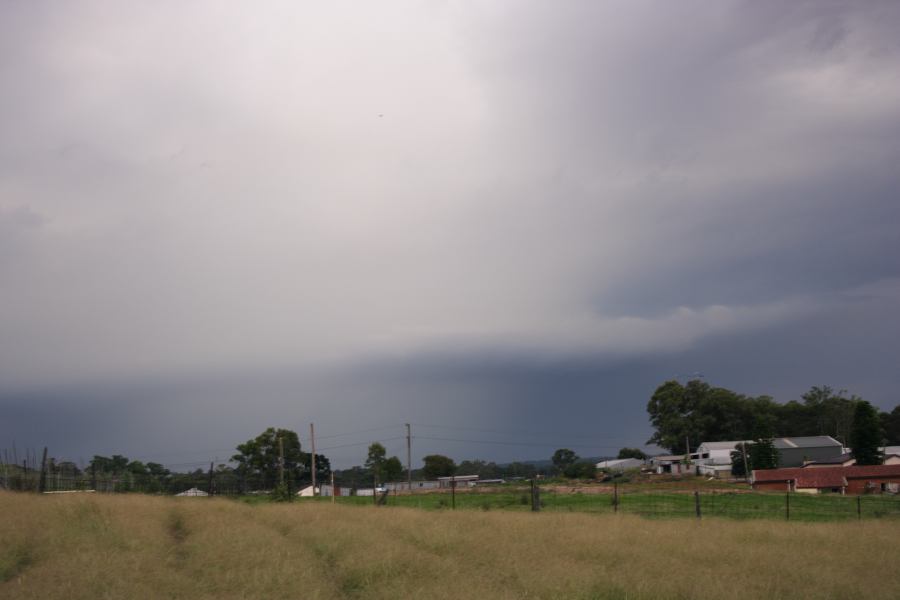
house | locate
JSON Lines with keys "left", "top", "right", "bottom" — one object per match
{"left": 175, "top": 487, "right": 208, "bottom": 497}
{"left": 881, "top": 447, "right": 900, "bottom": 465}
{"left": 693, "top": 440, "right": 752, "bottom": 477}
{"left": 772, "top": 436, "right": 843, "bottom": 467}
{"left": 650, "top": 455, "right": 691, "bottom": 475}
{"left": 595, "top": 458, "right": 644, "bottom": 472}
{"left": 752, "top": 464, "right": 900, "bottom": 495}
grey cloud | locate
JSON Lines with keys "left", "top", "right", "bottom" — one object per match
{"left": 1, "top": 1, "right": 899, "bottom": 464}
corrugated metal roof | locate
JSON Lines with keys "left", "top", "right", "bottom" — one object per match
{"left": 698, "top": 440, "right": 752, "bottom": 451}
{"left": 772, "top": 436, "right": 841, "bottom": 449}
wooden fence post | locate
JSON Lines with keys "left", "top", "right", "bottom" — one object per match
{"left": 38, "top": 447, "right": 48, "bottom": 494}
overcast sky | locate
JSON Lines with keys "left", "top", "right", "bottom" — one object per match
{"left": 2, "top": 1, "right": 899, "bottom": 469}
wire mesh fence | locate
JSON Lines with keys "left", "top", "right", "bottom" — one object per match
{"left": 4, "top": 469, "right": 900, "bottom": 522}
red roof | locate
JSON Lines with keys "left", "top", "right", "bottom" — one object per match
{"left": 753, "top": 464, "right": 900, "bottom": 488}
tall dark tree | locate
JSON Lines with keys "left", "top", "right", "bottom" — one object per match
{"left": 551, "top": 449, "right": 578, "bottom": 474}
{"left": 850, "top": 401, "right": 883, "bottom": 466}
{"left": 382, "top": 456, "right": 404, "bottom": 482}
{"left": 422, "top": 454, "right": 456, "bottom": 479}
{"left": 232, "top": 427, "right": 305, "bottom": 490}
{"left": 748, "top": 439, "right": 779, "bottom": 471}
{"left": 881, "top": 406, "right": 900, "bottom": 445}
{"left": 365, "top": 443, "right": 387, "bottom": 482}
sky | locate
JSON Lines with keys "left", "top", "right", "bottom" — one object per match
{"left": 2, "top": 1, "right": 899, "bottom": 470}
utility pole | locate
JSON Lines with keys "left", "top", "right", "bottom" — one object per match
{"left": 278, "top": 435, "right": 285, "bottom": 487}
{"left": 406, "top": 423, "right": 412, "bottom": 493}
{"left": 310, "top": 423, "right": 317, "bottom": 496}
{"left": 741, "top": 442, "right": 750, "bottom": 483}
{"left": 331, "top": 471, "right": 336, "bottom": 505}
{"left": 207, "top": 461, "right": 214, "bottom": 496}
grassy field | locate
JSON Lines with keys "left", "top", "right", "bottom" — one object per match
{"left": 3, "top": 491, "right": 900, "bottom": 600}
{"left": 310, "top": 487, "right": 900, "bottom": 521}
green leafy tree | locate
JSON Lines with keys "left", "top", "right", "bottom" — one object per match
{"left": 422, "top": 454, "right": 456, "bottom": 479}
{"left": 382, "top": 456, "right": 404, "bottom": 482}
{"left": 232, "top": 427, "right": 305, "bottom": 490}
{"left": 457, "top": 460, "right": 502, "bottom": 479}
{"left": 365, "top": 443, "right": 388, "bottom": 483}
{"left": 617, "top": 448, "right": 648, "bottom": 460}
{"left": 564, "top": 461, "right": 596, "bottom": 479}
{"left": 551, "top": 449, "right": 578, "bottom": 474}
{"left": 850, "top": 400, "right": 883, "bottom": 465}
{"left": 730, "top": 443, "right": 752, "bottom": 477}
{"left": 881, "top": 406, "right": 900, "bottom": 445}
{"left": 748, "top": 439, "right": 779, "bottom": 470}
{"left": 302, "top": 453, "right": 332, "bottom": 484}
{"left": 499, "top": 462, "right": 537, "bottom": 479}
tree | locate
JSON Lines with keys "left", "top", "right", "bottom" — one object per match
{"left": 302, "top": 453, "right": 332, "bottom": 484}
{"left": 383, "top": 456, "right": 403, "bottom": 482}
{"left": 730, "top": 444, "right": 748, "bottom": 478}
{"left": 457, "top": 460, "right": 502, "bottom": 479}
{"left": 881, "top": 406, "right": 900, "bottom": 445}
{"left": 850, "top": 400, "right": 883, "bottom": 466}
{"left": 748, "top": 439, "right": 779, "bottom": 470}
{"left": 617, "top": 448, "right": 648, "bottom": 460}
{"left": 564, "top": 462, "right": 596, "bottom": 479}
{"left": 365, "top": 443, "right": 387, "bottom": 482}
{"left": 422, "top": 455, "right": 456, "bottom": 479}
{"left": 551, "top": 449, "right": 578, "bottom": 474}
{"left": 232, "top": 427, "right": 305, "bottom": 490}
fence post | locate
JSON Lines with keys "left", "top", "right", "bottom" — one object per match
{"left": 694, "top": 491, "right": 701, "bottom": 519}
{"left": 785, "top": 492, "right": 790, "bottom": 521}
{"left": 531, "top": 479, "right": 541, "bottom": 512}
{"left": 613, "top": 482, "right": 618, "bottom": 513}
{"left": 451, "top": 479, "right": 456, "bottom": 510}
{"left": 38, "top": 447, "right": 48, "bottom": 493}
{"left": 857, "top": 495, "right": 861, "bottom": 520}
{"left": 22, "top": 460, "right": 28, "bottom": 492}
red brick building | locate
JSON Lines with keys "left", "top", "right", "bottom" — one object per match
{"left": 752, "top": 464, "right": 900, "bottom": 495}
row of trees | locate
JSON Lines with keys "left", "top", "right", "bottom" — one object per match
{"left": 647, "top": 381, "right": 899, "bottom": 454}
{"left": 647, "top": 381, "right": 898, "bottom": 471}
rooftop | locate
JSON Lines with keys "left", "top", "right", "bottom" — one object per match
{"left": 773, "top": 436, "right": 842, "bottom": 449}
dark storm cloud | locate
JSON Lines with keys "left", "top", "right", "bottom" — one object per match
{"left": 1, "top": 1, "right": 899, "bottom": 465}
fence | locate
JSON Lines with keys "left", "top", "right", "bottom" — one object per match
{"left": 327, "top": 484, "right": 900, "bottom": 522}
{"left": 4, "top": 468, "right": 900, "bottom": 521}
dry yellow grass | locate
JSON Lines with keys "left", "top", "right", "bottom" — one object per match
{"left": 1, "top": 491, "right": 898, "bottom": 600}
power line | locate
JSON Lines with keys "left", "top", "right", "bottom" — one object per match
{"left": 412, "top": 423, "right": 646, "bottom": 444}
{"left": 415, "top": 435, "right": 624, "bottom": 451}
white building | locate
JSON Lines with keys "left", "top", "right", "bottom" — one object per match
{"left": 692, "top": 440, "right": 752, "bottom": 477}
{"left": 175, "top": 487, "right": 208, "bottom": 497}
{"left": 595, "top": 458, "right": 644, "bottom": 471}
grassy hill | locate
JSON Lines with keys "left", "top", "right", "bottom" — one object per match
{"left": 2, "top": 491, "right": 899, "bottom": 599}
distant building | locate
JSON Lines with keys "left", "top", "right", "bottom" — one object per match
{"left": 693, "top": 440, "right": 752, "bottom": 477}
{"left": 650, "top": 455, "right": 691, "bottom": 475}
{"left": 437, "top": 475, "right": 479, "bottom": 488}
{"left": 802, "top": 453, "right": 856, "bottom": 468}
{"left": 752, "top": 464, "right": 900, "bottom": 495}
{"left": 175, "top": 487, "right": 208, "bottom": 497}
{"left": 772, "top": 436, "right": 843, "bottom": 467}
{"left": 595, "top": 458, "right": 644, "bottom": 472}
